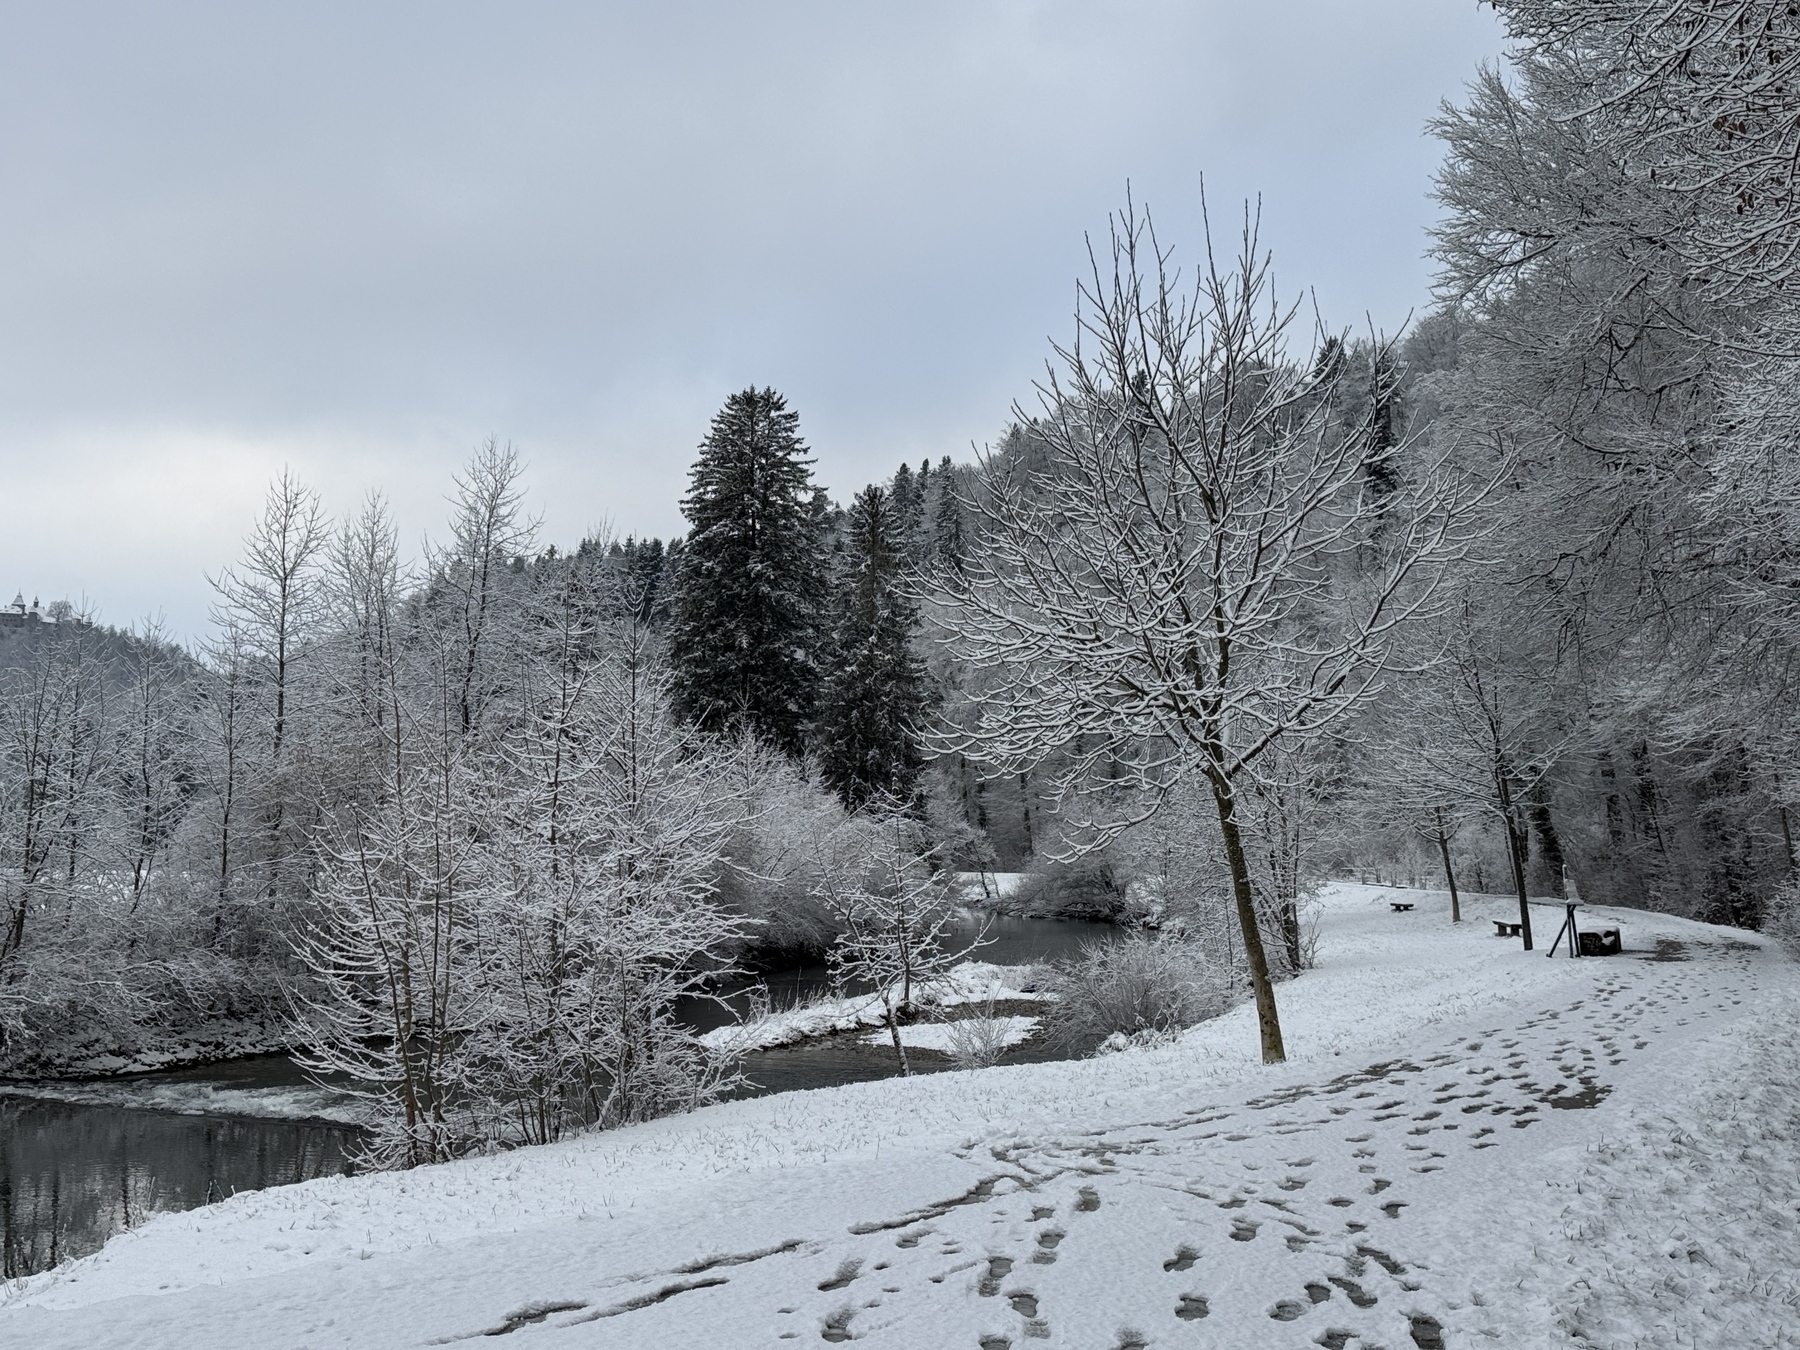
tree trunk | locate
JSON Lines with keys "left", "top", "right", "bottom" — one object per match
{"left": 1503, "top": 817, "right": 1533, "bottom": 949}
{"left": 1774, "top": 770, "right": 1796, "bottom": 870}
{"left": 884, "top": 1004, "right": 912, "bottom": 1076}
{"left": 1210, "top": 779, "right": 1285, "bottom": 1064}
{"left": 1494, "top": 774, "right": 1533, "bottom": 949}
{"left": 1278, "top": 898, "right": 1302, "bottom": 975}
{"left": 1018, "top": 771, "right": 1033, "bottom": 855}
{"left": 1433, "top": 807, "right": 1461, "bottom": 923}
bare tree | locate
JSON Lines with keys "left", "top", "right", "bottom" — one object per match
{"left": 206, "top": 470, "right": 330, "bottom": 922}
{"left": 814, "top": 812, "right": 969, "bottom": 1075}
{"left": 209, "top": 469, "right": 328, "bottom": 765}
{"left": 1370, "top": 603, "right": 1572, "bottom": 945}
{"left": 293, "top": 741, "right": 483, "bottom": 1168}
{"left": 0, "top": 621, "right": 119, "bottom": 1058}
{"left": 931, "top": 204, "right": 1484, "bottom": 1063}
{"left": 110, "top": 621, "right": 190, "bottom": 937}
{"left": 188, "top": 628, "right": 253, "bottom": 945}
{"left": 470, "top": 552, "right": 743, "bottom": 1141}
{"left": 430, "top": 439, "right": 535, "bottom": 742}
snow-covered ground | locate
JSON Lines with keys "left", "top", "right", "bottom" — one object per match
{"left": 6, "top": 883, "right": 1796, "bottom": 1349}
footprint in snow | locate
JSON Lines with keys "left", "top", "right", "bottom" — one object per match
{"left": 977, "top": 1256, "right": 1012, "bottom": 1297}
{"left": 1328, "top": 1275, "right": 1378, "bottom": 1308}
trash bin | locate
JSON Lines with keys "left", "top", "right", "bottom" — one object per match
{"left": 1577, "top": 928, "right": 1621, "bottom": 957}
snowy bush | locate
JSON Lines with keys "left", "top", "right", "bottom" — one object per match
{"left": 710, "top": 741, "right": 865, "bottom": 957}
{"left": 939, "top": 998, "right": 1016, "bottom": 1070}
{"left": 1096, "top": 1027, "right": 1183, "bottom": 1055}
{"left": 1766, "top": 878, "right": 1800, "bottom": 957}
{"left": 1043, "top": 936, "right": 1231, "bottom": 1052}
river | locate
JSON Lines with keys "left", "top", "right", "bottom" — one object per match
{"left": 0, "top": 914, "right": 1119, "bottom": 1278}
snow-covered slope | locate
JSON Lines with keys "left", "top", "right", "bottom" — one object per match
{"left": 5, "top": 884, "right": 1796, "bottom": 1349}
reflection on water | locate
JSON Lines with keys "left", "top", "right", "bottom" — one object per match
{"left": 0, "top": 1094, "right": 357, "bottom": 1277}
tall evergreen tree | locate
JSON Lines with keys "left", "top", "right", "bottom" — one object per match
{"left": 891, "top": 462, "right": 918, "bottom": 526}
{"left": 815, "top": 485, "right": 933, "bottom": 808}
{"left": 1364, "top": 348, "right": 1401, "bottom": 502}
{"left": 929, "top": 455, "right": 968, "bottom": 574}
{"left": 668, "top": 388, "right": 826, "bottom": 755}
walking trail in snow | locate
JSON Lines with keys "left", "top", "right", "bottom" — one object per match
{"left": 6, "top": 884, "right": 1797, "bottom": 1349}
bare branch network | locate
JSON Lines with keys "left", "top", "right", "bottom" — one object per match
{"left": 930, "top": 204, "right": 1491, "bottom": 833}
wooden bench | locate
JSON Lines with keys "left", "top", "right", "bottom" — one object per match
{"left": 1494, "top": 921, "right": 1523, "bottom": 938}
{"left": 1390, "top": 902, "right": 1414, "bottom": 912}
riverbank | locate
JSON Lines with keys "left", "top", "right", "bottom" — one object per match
{"left": 0, "top": 1014, "right": 293, "bottom": 1082}
{"left": 0, "top": 915, "right": 1121, "bottom": 1276}
{"left": 699, "top": 959, "right": 1054, "bottom": 1054}
{"left": 0, "top": 1060, "right": 362, "bottom": 1128}
{"left": 0, "top": 881, "right": 1056, "bottom": 1084}
{"left": 11, "top": 884, "right": 1795, "bottom": 1347}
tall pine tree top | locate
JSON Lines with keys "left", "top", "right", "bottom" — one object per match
{"left": 668, "top": 387, "right": 827, "bottom": 754}
{"left": 815, "top": 484, "right": 932, "bottom": 808}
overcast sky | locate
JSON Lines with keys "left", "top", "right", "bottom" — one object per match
{"left": 0, "top": 1, "right": 1505, "bottom": 640}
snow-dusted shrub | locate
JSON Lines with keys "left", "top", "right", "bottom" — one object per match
{"left": 711, "top": 741, "right": 864, "bottom": 956}
{"left": 1096, "top": 1027, "right": 1183, "bottom": 1054}
{"left": 1043, "top": 935, "right": 1231, "bottom": 1052}
{"left": 1007, "top": 856, "right": 1125, "bottom": 920}
{"left": 939, "top": 998, "right": 1015, "bottom": 1070}
{"left": 1766, "top": 878, "right": 1800, "bottom": 957}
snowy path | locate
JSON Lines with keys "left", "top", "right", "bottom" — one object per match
{"left": 5, "top": 888, "right": 1796, "bottom": 1349}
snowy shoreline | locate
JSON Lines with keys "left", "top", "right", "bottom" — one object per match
{"left": 0, "top": 1078, "right": 367, "bottom": 1128}
{"left": 699, "top": 958, "right": 1055, "bottom": 1054}
{"left": 0, "top": 958, "right": 1059, "bottom": 1128}
{"left": 1, "top": 1019, "right": 295, "bottom": 1083}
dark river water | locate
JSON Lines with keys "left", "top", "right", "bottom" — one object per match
{"left": 0, "top": 915, "right": 1118, "bottom": 1277}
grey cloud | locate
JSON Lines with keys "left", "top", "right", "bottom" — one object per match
{"left": 0, "top": 1, "right": 1503, "bottom": 637}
